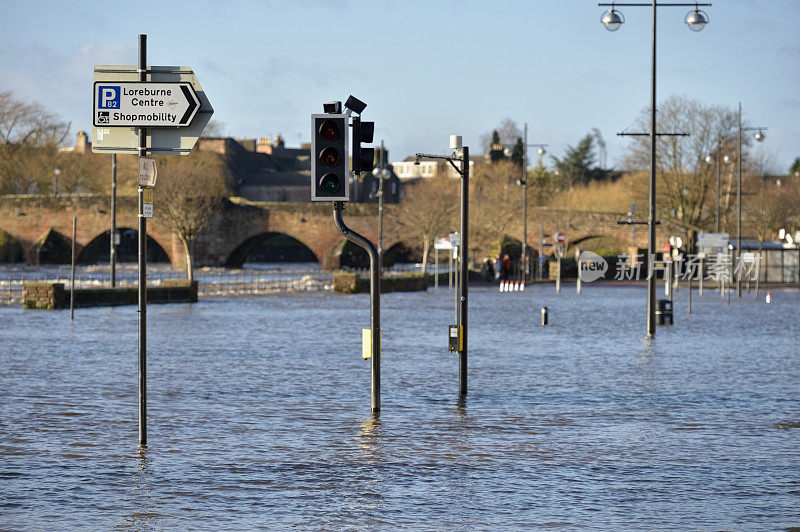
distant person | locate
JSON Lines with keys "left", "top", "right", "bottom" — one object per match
{"left": 482, "top": 256, "right": 495, "bottom": 282}
{"left": 501, "top": 254, "right": 512, "bottom": 281}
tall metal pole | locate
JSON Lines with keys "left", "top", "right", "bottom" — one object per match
{"left": 110, "top": 154, "right": 117, "bottom": 287}
{"left": 736, "top": 102, "right": 742, "bottom": 298}
{"left": 717, "top": 136, "right": 722, "bottom": 233}
{"left": 539, "top": 223, "right": 544, "bottom": 281}
{"left": 137, "top": 34, "right": 148, "bottom": 448}
{"left": 378, "top": 140, "right": 384, "bottom": 259}
{"left": 646, "top": 0, "right": 658, "bottom": 337}
{"left": 459, "top": 146, "right": 469, "bottom": 397}
{"left": 333, "top": 202, "right": 380, "bottom": 412}
{"left": 522, "top": 123, "right": 528, "bottom": 279}
{"left": 70, "top": 217, "right": 76, "bottom": 321}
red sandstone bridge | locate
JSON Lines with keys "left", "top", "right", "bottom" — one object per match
{"left": 0, "top": 194, "right": 684, "bottom": 269}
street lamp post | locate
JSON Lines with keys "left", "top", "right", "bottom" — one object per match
{"left": 518, "top": 124, "right": 547, "bottom": 281}
{"left": 416, "top": 139, "right": 470, "bottom": 397}
{"left": 734, "top": 102, "right": 767, "bottom": 297}
{"left": 705, "top": 137, "right": 730, "bottom": 233}
{"left": 600, "top": 0, "right": 710, "bottom": 337}
{"left": 372, "top": 140, "right": 391, "bottom": 261}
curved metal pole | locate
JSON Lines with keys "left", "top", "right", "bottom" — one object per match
{"left": 333, "top": 201, "right": 380, "bottom": 412}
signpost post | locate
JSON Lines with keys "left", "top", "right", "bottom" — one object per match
{"left": 93, "top": 34, "right": 213, "bottom": 448}
{"left": 554, "top": 231, "right": 565, "bottom": 293}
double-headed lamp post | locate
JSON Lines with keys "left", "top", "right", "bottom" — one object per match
{"left": 518, "top": 127, "right": 547, "bottom": 279}
{"left": 600, "top": 0, "right": 710, "bottom": 338}
{"left": 734, "top": 102, "right": 766, "bottom": 297}
{"left": 704, "top": 141, "right": 732, "bottom": 233}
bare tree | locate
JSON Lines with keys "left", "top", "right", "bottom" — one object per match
{"left": 479, "top": 118, "right": 522, "bottom": 153}
{"left": 746, "top": 181, "right": 800, "bottom": 242}
{"left": 469, "top": 160, "right": 518, "bottom": 257}
{"left": 623, "top": 95, "right": 740, "bottom": 232}
{"left": 0, "top": 91, "right": 70, "bottom": 195}
{"left": 155, "top": 154, "right": 228, "bottom": 281}
{"left": 396, "top": 177, "right": 458, "bottom": 278}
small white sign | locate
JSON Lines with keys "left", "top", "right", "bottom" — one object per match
{"left": 138, "top": 157, "right": 158, "bottom": 188}
{"left": 142, "top": 203, "right": 154, "bottom": 218}
{"left": 434, "top": 237, "right": 452, "bottom": 250}
{"left": 742, "top": 252, "right": 755, "bottom": 263}
{"left": 697, "top": 232, "right": 729, "bottom": 249}
{"left": 448, "top": 232, "right": 460, "bottom": 247}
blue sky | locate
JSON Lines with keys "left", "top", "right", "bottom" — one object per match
{"left": 2, "top": 0, "right": 798, "bottom": 171}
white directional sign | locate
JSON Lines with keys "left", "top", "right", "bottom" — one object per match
{"left": 93, "top": 82, "right": 200, "bottom": 127}
{"left": 92, "top": 65, "right": 213, "bottom": 156}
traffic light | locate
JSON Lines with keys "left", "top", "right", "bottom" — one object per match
{"left": 311, "top": 113, "right": 349, "bottom": 201}
{"left": 351, "top": 116, "right": 375, "bottom": 175}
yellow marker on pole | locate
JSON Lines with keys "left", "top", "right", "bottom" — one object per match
{"left": 362, "top": 328, "right": 372, "bottom": 359}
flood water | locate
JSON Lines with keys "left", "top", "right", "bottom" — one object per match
{"left": 1, "top": 282, "right": 798, "bottom": 529}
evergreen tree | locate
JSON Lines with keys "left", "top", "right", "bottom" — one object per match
{"left": 790, "top": 156, "right": 800, "bottom": 176}
{"left": 511, "top": 137, "right": 524, "bottom": 167}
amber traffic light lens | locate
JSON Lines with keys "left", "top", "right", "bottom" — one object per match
{"left": 319, "top": 147, "right": 340, "bottom": 167}
{"left": 319, "top": 120, "right": 340, "bottom": 141}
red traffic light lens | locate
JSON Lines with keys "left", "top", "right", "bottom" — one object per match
{"left": 319, "top": 120, "right": 340, "bottom": 141}
{"left": 319, "top": 147, "right": 340, "bottom": 167}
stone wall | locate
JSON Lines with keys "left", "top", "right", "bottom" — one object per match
{"left": 23, "top": 281, "right": 198, "bottom": 309}
{"left": 334, "top": 272, "right": 427, "bottom": 294}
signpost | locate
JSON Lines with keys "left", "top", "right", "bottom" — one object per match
{"left": 554, "top": 231, "right": 565, "bottom": 293}
{"left": 92, "top": 66, "right": 213, "bottom": 156}
{"left": 96, "top": 35, "right": 213, "bottom": 448}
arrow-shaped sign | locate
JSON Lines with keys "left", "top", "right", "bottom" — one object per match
{"left": 93, "top": 81, "right": 200, "bottom": 128}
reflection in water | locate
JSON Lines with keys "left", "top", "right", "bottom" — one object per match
{"left": 118, "top": 448, "right": 160, "bottom": 530}
{"left": 354, "top": 414, "right": 383, "bottom": 463}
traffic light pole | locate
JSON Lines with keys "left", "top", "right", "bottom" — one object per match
{"left": 333, "top": 201, "right": 381, "bottom": 413}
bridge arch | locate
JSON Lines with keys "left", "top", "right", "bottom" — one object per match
{"left": 383, "top": 241, "right": 419, "bottom": 267}
{"left": 77, "top": 228, "right": 170, "bottom": 264}
{"left": 224, "top": 232, "right": 319, "bottom": 268}
{"left": 565, "top": 234, "right": 630, "bottom": 256}
{"left": 0, "top": 228, "right": 24, "bottom": 262}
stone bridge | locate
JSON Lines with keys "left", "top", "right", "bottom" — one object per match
{"left": 0, "top": 194, "right": 686, "bottom": 269}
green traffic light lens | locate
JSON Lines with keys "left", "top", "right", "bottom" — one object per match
{"left": 319, "top": 173, "right": 341, "bottom": 194}
{"left": 319, "top": 120, "right": 340, "bottom": 141}
{"left": 319, "top": 147, "right": 340, "bottom": 167}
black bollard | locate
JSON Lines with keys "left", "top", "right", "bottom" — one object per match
{"left": 541, "top": 306, "right": 548, "bottom": 326}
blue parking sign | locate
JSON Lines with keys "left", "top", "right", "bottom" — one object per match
{"left": 97, "top": 85, "right": 120, "bottom": 109}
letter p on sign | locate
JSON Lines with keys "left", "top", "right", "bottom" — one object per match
{"left": 98, "top": 85, "right": 120, "bottom": 109}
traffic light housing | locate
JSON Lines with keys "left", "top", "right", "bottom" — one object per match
{"left": 351, "top": 116, "right": 375, "bottom": 175}
{"left": 311, "top": 114, "right": 349, "bottom": 201}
